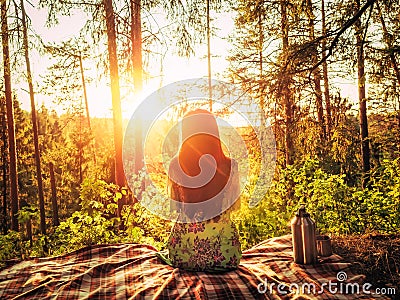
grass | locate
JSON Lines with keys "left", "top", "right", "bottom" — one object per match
{"left": 333, "top": 233, "right": 400, "bottom": 299}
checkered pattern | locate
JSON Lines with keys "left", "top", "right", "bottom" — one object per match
{"left": 0, "top": 235, "right": 390, "bottom": 299}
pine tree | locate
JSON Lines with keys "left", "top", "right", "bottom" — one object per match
{"left": 1, "top": 0, "right": 19, "bottom": 232}
{"left": 20, "top": 0, "right": 47, "bottom": 234}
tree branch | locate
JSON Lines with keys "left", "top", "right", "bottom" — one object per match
{"left": 291, "top": 0, "right": 377, "bottom": 75}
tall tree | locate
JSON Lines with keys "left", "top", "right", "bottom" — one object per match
{"left": 131, "top": 0, "right": 144, "bottom": 187}
{"left": 321, "top": 0, "right": 332, "bottom": 137}
{"left": 0, "top": 97, "right": 8, "bottom": 233}
{"left": 77, "top": 52, "right": 97, "bottom": 168}
{"left": 280, "top": 0, "right": 295, "bottom": 166}
{"left": 13, "top": 98, "right": 36, "bottom": 240}
{"left": 355, "top": 0, "right": 371, "bottom": 186}
{"left": 43, "top": 41, "right": 97, "bottom": 172}
{"left": 78, "top": 53, "right": 91, "bottom": 129}
{"left": 131, "top": 0, "right": 142, "bottom": 93}
{"left": 257, "top": 3, "right": 265, "bottom": 113}
{"left": 1, "top": 0, "right": 19, "bottom": 232}
{"left": 103, "top": 0, "right": 126, "bottom": 214}
{"left": 305, "top": 0, "right": 325, "bottom": 139}
{"left": 20, "top": 0, "right": 47, "bottom": 234}
{"left": 206, "top": 0, "right": 212, "bottom": 111}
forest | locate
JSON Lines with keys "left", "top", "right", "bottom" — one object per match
{"left": 0, "top": 0, "right": 399, "bottom": 291}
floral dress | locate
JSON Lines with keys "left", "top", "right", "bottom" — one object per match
{"left": 159, "top": 160, "right": 242, "bottom": 272}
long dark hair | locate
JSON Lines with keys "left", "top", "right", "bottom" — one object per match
{"left": 169, "top": 109, "right": 231, "bottom": 208}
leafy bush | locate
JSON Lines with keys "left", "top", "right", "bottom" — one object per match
{"left": 48, "top": 178, "right": 171, "bottom": 255}
{"left": 235, "top": 158, "right": 400, "bottom": 249}
{"left": 48, "top": 179, "right": 122, "bottom": 255}
{"left": 0, "top": 231, "right": 26, "bottom": 267}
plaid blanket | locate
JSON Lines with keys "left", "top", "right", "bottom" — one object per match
{"left": 0, "top": 235, "right": 391, "bottom": 299}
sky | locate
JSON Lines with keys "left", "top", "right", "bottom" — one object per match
{"left": 17, "top": 1, "right": 359, "bottom": 120}
{"left": 18, "top": 1, "right": 236, "bottom": 120}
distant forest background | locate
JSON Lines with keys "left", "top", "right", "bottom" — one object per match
{"left": 0, "top": 0, "right": 399, "bottom": 264}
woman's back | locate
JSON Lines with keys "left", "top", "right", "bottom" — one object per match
{"left": 159, "top": 109, "right": 242, "bottom": 271}
{"left": 164, "top": 158, "right": 241, "bottom": 272}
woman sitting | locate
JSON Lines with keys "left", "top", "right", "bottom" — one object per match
{"left": 159, "top": 109, "right": 242, "bottom": 272}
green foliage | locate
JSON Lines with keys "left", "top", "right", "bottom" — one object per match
{"left": 50, "top": 179, "right": 120, "bottom": 255}
{"left": 48, "top": 179, "right": 120, "bottom": 254}
{"left": 235, "top": 158, "right": 400, "bottom": 249}
{"left": 0, "top": 231, "right": 26, "bottom": 266}
{"left": 17, "top": 206, "right": 38, "bottom": 225}
{"left": 297, "top": 158, "right": 400, "bottom": 235}
{"left": 121, "top": 203, "right": 170, "bottom": 250}
{"left": 0, "top": 230, "right": 48, "bottom": 266}
{"left": 47, "top": 178, "right": 170, "bottom": 256}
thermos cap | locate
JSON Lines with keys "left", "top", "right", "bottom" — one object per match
{"left": 296, "top": 204, "right": 309, "bottom": 217}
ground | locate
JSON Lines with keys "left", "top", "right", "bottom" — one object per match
{"left": 333, "top": 234, "right": 400, "bottom": 295}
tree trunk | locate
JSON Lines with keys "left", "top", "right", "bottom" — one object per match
{"left": 103, "top": 0, "right": 126, "bottom": 214}
{"left": 258, "top": 10, "right": 264, "bottom": 112}
{"left": 280, "top": 0, "right": 294, "bottom": 166}
{"left": 1, "top": 98, "right": 8, "bottom": 234}
{"left": 306, "top": 0, "right": 325, "bottom": 139}
{"left": 21, "top": 0, "right": 47, "bottom": 234}
{"left": 206, "top": 0, "right": 212, "bottom": 112}
{"left": 1, "top": 0, "right": 19, "bottom": 232}
{"left": 78, "top": 114, "right": 83, "bottom": 184}
{"left": 131, "top": 0, "right": 144, "bottom": 181}
{"left": 321, "top": 0, "right": 332, "bottom": 136}
{"left": 131, "top": 0, "right": 142, "bottom": 93}
{"left": 49, "top": 162, "right": 59, "bottom": 226}
{"left": 78, "top": 54, "right": 97, "bottom": 166}
{"left": 78, "top": 54, "right": 91, "bottom": 129}
{"left": 355, "top": 0, "right": 371, "bottom": 187}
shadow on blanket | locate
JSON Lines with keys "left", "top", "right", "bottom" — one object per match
{"left": 0, "top": 235, "right": 390, "bottom": 299}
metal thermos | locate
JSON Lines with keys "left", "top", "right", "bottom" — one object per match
{"left": 291, "top": 206, "right": 304, "bottom": 264}
{"left": 291, "top": 205, "right": 317, "bottom": 265}
{"left": 301, "top": 209, "right": 317, "bottom": 264}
